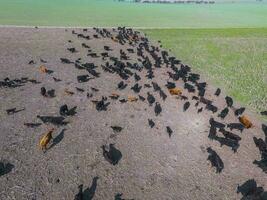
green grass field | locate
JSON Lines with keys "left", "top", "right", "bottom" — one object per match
{"left": 0, "top": 0, "right": 267, "bottom": 28}
{"left": 143, "top": 28, "right": 267, "bottom": 115}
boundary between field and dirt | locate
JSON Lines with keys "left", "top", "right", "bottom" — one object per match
{"left": 0, "top": 25, "right": 266, "bottom": 121}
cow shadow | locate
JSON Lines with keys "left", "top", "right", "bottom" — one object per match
{"left": 68, "top": 106, "right": 77, "bottom": 116}
{"left": 83, "top": 176, "right": 99, "bottom": 200}
{"left": 48, "top": 129, "right": 66, "bottom": 150}
{"left": 0, "top": 162, "right": 14, "bottom": 176}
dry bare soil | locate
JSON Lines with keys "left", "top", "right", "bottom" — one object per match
{"left": 0, "top": 27, "right": 266, "bottom": 200}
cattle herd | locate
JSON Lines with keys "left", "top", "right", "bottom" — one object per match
{"left": 0, "top": 27, "right": 267, "bottom": 199}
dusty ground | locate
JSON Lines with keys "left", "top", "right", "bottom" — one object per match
{"left": 0, "top": 27, "right": 266, "bottom": 200}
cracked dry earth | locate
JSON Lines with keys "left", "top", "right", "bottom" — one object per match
{"left": 0, "top": 27, "right": 267, "bottom": 200}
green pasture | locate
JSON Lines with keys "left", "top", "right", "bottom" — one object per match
{"left": 0, "top": 0, "right": 266, "bottom": 28}
{"left": 143, "top": 28, "right": 267, "bottom": 115}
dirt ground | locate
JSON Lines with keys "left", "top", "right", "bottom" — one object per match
{"left": 0, "top": 27, "right": 266, "bottom": 200}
